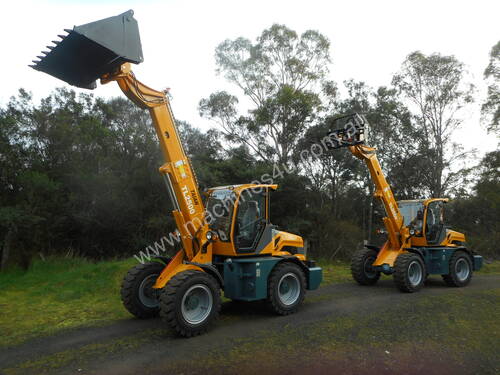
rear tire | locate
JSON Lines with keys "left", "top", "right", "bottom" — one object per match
{"left": 351, "top": 248, "right": 381, "bottom": 285}
{"left": 267, "top": 262, "right": 306, "bottom": 315}
{"left": 393, "top": 253, "right": 425, "bottom": 293}
{"left": 121, "top": 262, "right": 164, "bottom": 318}
{"left": 442, "top": 251, "right": 473, "bottom": 287}
{"left": 160, "top": 270, "right": 221, "bottom": 337}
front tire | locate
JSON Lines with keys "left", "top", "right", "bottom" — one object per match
{"left": 393, "top": 253, "right": 426, "bottom": 293}
{"left": 267, "top": 262, "right": 306, "bottom": 315}
{"left": 160, "top": 270, "right": 221, "bottom": 337}
{"left": 121, "top": 262, "right": 164, "bottom": 318}
{"left": 351, "top": 248, "right": 381, "bottom": 285}
{"left": 442, "top": 251, "right": 473, "bottom": 287}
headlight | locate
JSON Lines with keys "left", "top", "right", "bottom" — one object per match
{"left": 206, "top": 231, "right": 213, "bottom": 241}
{"left": 409, "top": 229, "right": 415, "bottom": 236}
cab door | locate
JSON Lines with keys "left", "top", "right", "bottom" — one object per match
{"left": 233, "top": 188, "right": 267, "bottom": 253}
{"left": 425, "top": 201, "right": 445, "bottom": 245}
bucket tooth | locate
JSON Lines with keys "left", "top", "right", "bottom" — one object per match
{"left": 32, "top": 60, "right": 40, "bottom": 64}
{"left": 36, "top": 55, "right": 44, "bottom": 59}
{"left": 31, "top": 10, "right": 143, "bottom": 90}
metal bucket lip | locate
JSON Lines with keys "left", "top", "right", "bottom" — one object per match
{"left": 30, "top": 9, "right": 143, "bottom": 89}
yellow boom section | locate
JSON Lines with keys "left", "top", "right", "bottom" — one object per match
{"left": 349, "top": 144, "right": 404, "bottom": 249}
{"left": 102, "top": 63, "right": 206, "bottom": 261}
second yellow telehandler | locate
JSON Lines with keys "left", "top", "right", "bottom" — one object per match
{"left": 326, "top": 114, "right": 483, "bottom": 292}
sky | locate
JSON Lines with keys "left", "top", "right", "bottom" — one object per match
{"left": 1, "top": 0, "right": 499, "bottom": 159}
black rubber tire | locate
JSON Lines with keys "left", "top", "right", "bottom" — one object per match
{"left": 267, "top": 262, "right": 306, "bottom": 315}
{"left": 393, "top": 253, "right": 426, "bottom": 293}
{"left": 120, "top": 262, "right": 164, "bottom": 319}
{"left": 351, "top": 248, "right": 381, "bottom": 285}
{"left": 160, "top": 270, "right": 221, "bottom": 337}
{"left": 442, "top": 251, "right": 473, "bottom": 287}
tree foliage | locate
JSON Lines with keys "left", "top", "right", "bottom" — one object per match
{"left": 1, "top": 26, "right": 499, "bottom": 269}
{"left": 393, "top": 51, "right": 474, "bottom": 197}
{"left": 200, "top": 24, "right": 330, "bottom": 165}
{"left": 482, "top": 40, "right": 500, "bottom": 135}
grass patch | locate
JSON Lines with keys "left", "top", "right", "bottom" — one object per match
{"left": 318, "top": 259, "right": 352, "bottom": 285}
{"left": 0, "top": 257, "right": 498, "bottom": 349}
{"left": 480, "top": 260, "right": 500, "bottom": 274}
{"left": 0, "top": 257, "right": 138, "bottom": 348}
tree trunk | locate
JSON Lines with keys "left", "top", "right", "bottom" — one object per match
{"left": 1, "top": 226, "right": 15, "bottom": 272}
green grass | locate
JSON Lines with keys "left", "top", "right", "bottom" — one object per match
{"left": 0, "top": 257, "right": 137, "bottom": 348}
{"left": 480, "top": 260, "right": 500, "bottom": 274}
{"left": 0, "top": 256, "right": 498, "bottom": 349}
{"left": 318, "top": 259, "right": 352, "bottom": 285}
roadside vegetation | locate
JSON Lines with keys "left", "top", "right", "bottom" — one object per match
{"left": 1, "top": 257, "right": 499, "bottom": 348}
{"left": 0, "top": 257, "right": 135, "bottom": 347}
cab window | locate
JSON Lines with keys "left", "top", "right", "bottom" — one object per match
{"left": 426, "top": 201, "right": 444, "bottom": 243}
{"left": 399, "top": 201, "right": 424, "bottom": 232}
{"left": 234, "top": 189, "right": 266, "bottom": 249}
{"left": 205, "top": 189, "right": 236, "bottom": 241}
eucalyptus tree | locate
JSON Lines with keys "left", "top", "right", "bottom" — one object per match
{"left": 482, "top": 41, "right": 499, "bottom": 136}
{"left": 199, "top": 24, "right": 331, "bottom": 166}
{"left": 392, "top": 51, "right": 474, "bottom": 197}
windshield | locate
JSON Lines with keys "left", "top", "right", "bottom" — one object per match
{"left": 398, "top": 201, "right": 424, "bottom": 229}
{"left": 205, "top": 189, "right": 236, "bottom": 241}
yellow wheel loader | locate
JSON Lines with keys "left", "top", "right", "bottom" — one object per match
{"left": 31, "top": 10, "right": 322, "bottom": 336}
{"left": 326, "top": 114, "right": 483, "bottom": 292}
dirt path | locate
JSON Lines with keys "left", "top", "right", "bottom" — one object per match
{"left": 1, "top": 275, "right": 499, "bottom": 375}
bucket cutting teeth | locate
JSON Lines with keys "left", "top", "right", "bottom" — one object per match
{"left": 30, "top": 10, "right": 143, "bottom": 90}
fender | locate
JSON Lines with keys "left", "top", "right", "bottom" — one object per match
{"left": 186, "top": 262, "right": 224, "bottom": 289}
{"left": 405, "top": 247, "right": 425, "bottom": 259}
{"left": 276, "top": 255, "right": 309, "bottom": 275}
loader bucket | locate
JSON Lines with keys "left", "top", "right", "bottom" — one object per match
{"left": 30, "top": 10, "right": 143, "bottom": 89}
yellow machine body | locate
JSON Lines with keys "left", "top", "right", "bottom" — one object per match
{"left": 30, "top": 11, "right": 314, "bottom": 298}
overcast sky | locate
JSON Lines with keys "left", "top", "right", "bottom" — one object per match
{"left": 1, "top": 0, "right": 499, "bottom": 158}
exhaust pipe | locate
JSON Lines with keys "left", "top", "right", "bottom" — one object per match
{"left": 30, "top": 10, "right": 143, "bottom": 89}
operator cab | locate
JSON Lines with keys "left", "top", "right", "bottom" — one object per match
{"left": 398, "top": 198, "right": 448, "bottom": 245}
{"left": 205, "top": 184, "right": 277, "bottom": 254}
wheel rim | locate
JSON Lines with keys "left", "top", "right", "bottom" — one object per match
{"left": 363, "top": 256, "right": 377, "bottom": 278}
{"left": 278, "top": 273, "right": 301, "bottom": 306}
{"left": 408, "top": 260, "right": 423, "bottom": 286}
{"left": 138, "top": 274, "right": 160, "bottom": 308}
{"left": 181, "top": 284, "right": 213, "bottom": 325}
{"left": 455, "top": 258, "right": 470, "bottom": 281}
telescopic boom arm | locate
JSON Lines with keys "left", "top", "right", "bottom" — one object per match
{"left": 101, "top": 63, "right": 207, "bottom": 262}
{"left": 327, "top": 114, "right": 405, "bottom": 250}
